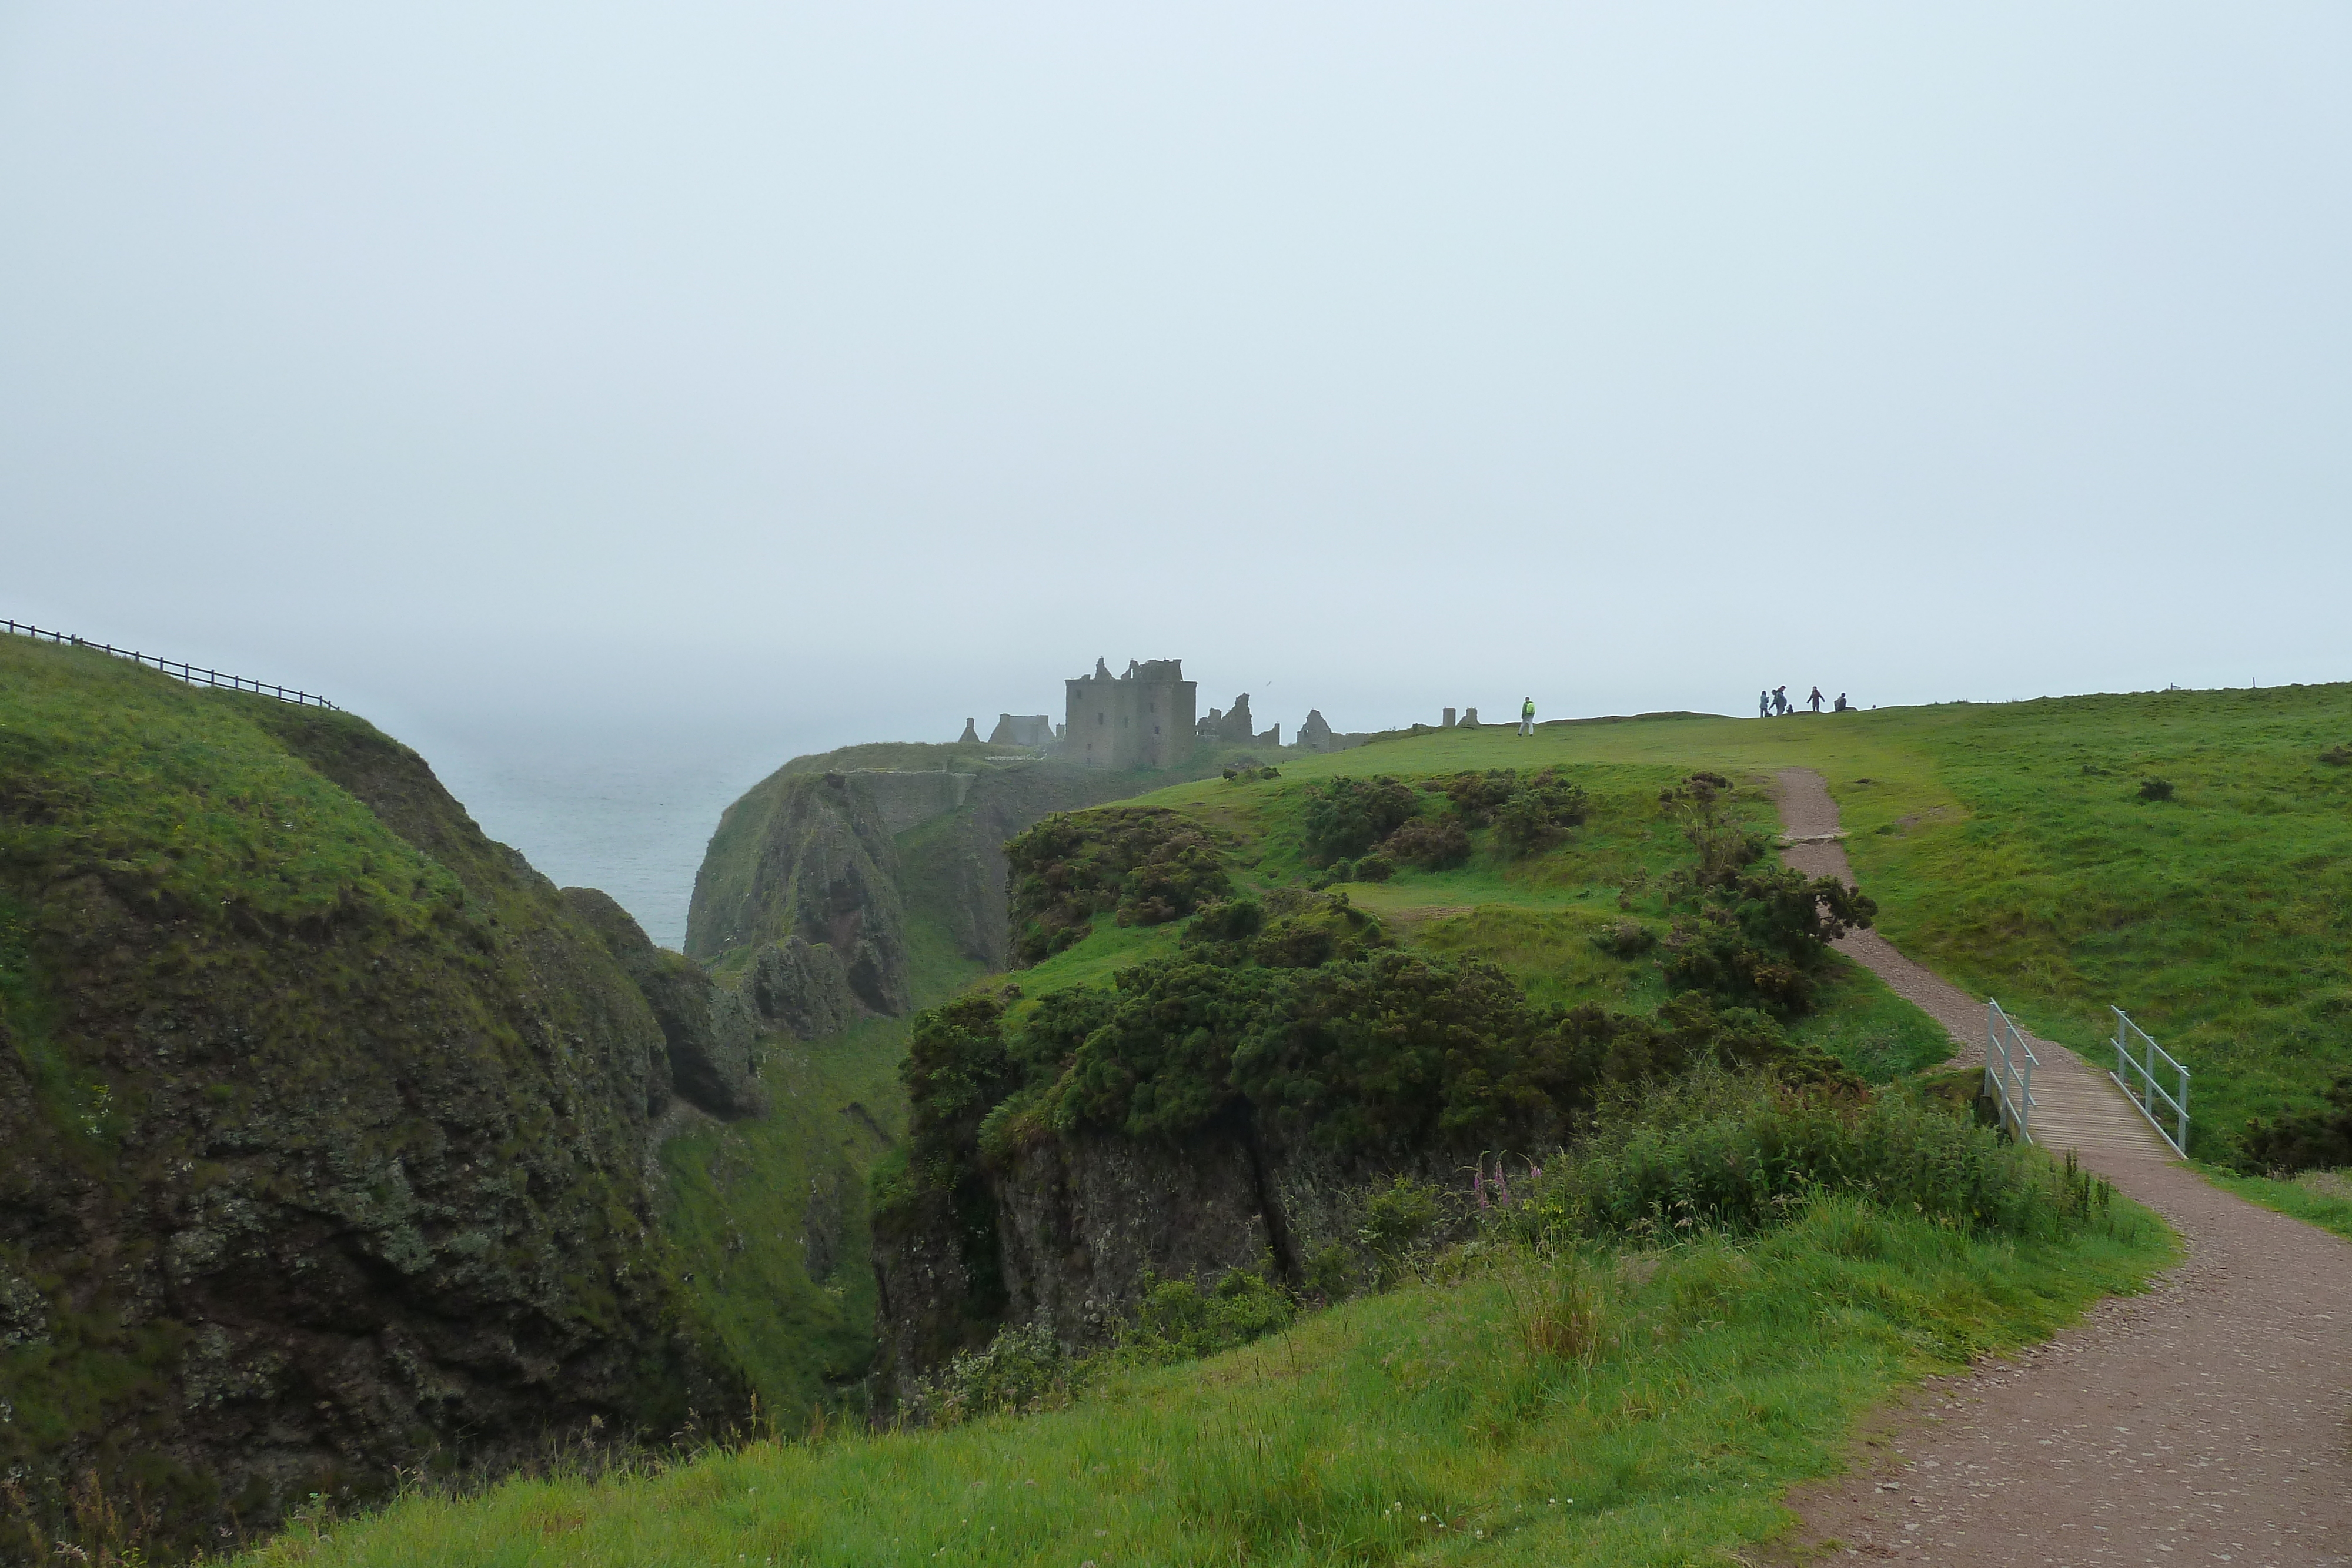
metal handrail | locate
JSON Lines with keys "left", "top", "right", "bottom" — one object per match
{"left": 1985, "top": 998, "right": 2038, "bottom": 1145}
{"left": 2111, "top": 1006, "right": 2190, "bottom": 1157}
{"left": 2, "top": 618, "right": 336, "bottom": 710}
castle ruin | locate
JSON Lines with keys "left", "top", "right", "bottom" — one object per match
{"left": 1067, "top": 657, "right": 1196, "bottom": 770}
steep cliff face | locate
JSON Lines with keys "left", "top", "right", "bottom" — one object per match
{"left": 0, "top": 642, "right": 747, "bottom": 1562}
{"left": 686, "top": 747, "right": 1214, "bottom": 1011}
{"left": 562, "top": 887, "right": 764, "bottom": 1119}
{"left": 684, "top": 770, "right": 913, "bottom": 1015}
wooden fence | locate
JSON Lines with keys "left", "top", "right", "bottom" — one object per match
{"left": 3, "top": 618, "right": 338, "bottom": 710}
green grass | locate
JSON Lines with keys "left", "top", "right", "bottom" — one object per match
{"left": 1785, "top": 956, "right": 1959, "bottom": 1084}
{"left": 237, "top": 1193, "right": 2169, "bottom": 1568}
{"left": 1000, "top": 758, "right": 1945, "bottom": 1086}
{"left": 2191, "top": 1164, "right": 2352, "bottom": 1243}
{"left": 1101, "top": 686, "right": 2352, "bottom": 1157}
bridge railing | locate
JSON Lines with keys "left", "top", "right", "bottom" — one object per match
{"left": 2110, "top": 1007, "right": 2189, "bottom": 1157}
{"left": 4, "top": 619, "right": 336, "bottom": 710}
{"left": 1985, "top": 998, "right": 2037, "bottom": 1145}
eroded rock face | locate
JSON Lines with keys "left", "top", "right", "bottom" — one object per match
{"left": 0, "top": 683, "right": 746, "bottom": 1562}
{"left": 740, "top": 935, "right": 860, "bottom": 1042}
{"left": 990, "top": 1130, "right": 1279, "bottom": 1352}
{"left": 684, "top": 771, "right": 911, "bottom": 1015}
{"left": 873, "top": 1113, "right": 1391, "bottom": 1405}
{"left": 562, "top": 887, "right": 766, "bottom": 1119}
{"left": 689, "top": 752, "right": 1203, "bottom": 994}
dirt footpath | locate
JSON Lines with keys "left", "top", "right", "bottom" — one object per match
{"left": 1771, "top": 768, "right": 2352, "bottom": 1567}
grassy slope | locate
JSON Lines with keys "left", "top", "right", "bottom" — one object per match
{"left": 998, "top": 752, "right": 1952, "bottom": 1084}
{"left": 1106, "top": 690, "right": 2352, "bottom": 1153}
{"left": 242, "top": 1201, "right": 2167, "bottom": 1568}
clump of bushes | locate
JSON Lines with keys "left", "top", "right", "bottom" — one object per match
{"left": 2243, "top": 1074, "right": 2352, "bottom": 1173}
{"left": 2137, "top": 778, "right": 2175, "bottom": 802}
{"left": 1429, "top": 767, "right": 1592, "bottom": 857}
{"left": 2320, "top": 745, "right": 2351, "bottom": 767}
{"left": 1006, "top": 808, "right": 1234, "bottom": 963}
{"left": 1589, "top": 919, "right": 1656, "bottom": 957}
{"left": 1659, "top": 771, "right": 1766, "bottom": 882}
{"left": 1659, "top": 862, "right": 1876, "bottom": 1015}
{"left": 1119, "top": 1265, "right": 1295, "bottom": 1363}
{"left": 1382, "top": 815, "right": 1471, "bottom": 870}
{"left": 1299, "top": 775, "right": 1419, "bottom": 864}
{"left": 1222, "top": 765, "right": 1281, "bottom": 783}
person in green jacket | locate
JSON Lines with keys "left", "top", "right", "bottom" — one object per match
{"left": 1518, "top": 697, "right": 1535, "bottom": 737}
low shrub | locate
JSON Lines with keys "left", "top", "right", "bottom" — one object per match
{"left": 2138, "top": 778, "right": 2175, "bottom": 802}
{"left": 1494, "top": 770, "right": 1592, "bottom": 856}
{"left": 2241, "top": 1074, "right": 2352, "bottom": 1173}
{"left": 1006, "top": 808, "right": 1234, "bottom": 962}
{"left": 1660, "top": 864, "right": 1876, "bottom": 1015}
{"left": 1659, "top": 771, "right": 1766, "bottom": 882}
{"left": 915, "top": 1322, "right": 1073, "bottom": 1425}
{"left": 1589, "top": 919, "right": 1656, "bottom": 957}
{"left": 1299, "top": 775, "right": 1419, "bottom": 865}
{"left": 1183, "top": 898, "right": 1264, "bottom": 945}
{"left": 1355, "top": 1175, "right": 1442, "bottom": 1283}
{"left": 1352, "top": 852, "right": 1395, "bottom": 882}
{"left": 1382, "top": 815, "right": 1471, "bottom": 870}
{"left": 1118, "top": 1265, "right": 1295, "bottom": 1364}
{"left": 2320, "top": 745, "right": 2352, "bottom": 767}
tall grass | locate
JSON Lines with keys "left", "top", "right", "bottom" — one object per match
{"left": 233, "top": 1075, "right": 2162, "bottom": 1568}
{"left": 1489, "top": 1068, "right": 2116, "bottom": 1248}
{"left": 233, "top": 1195, "right": 2162, "bottom": 1568}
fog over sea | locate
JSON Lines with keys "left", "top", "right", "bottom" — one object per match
{"left": 412, "top": 723, "right": 818, "bottom": 953}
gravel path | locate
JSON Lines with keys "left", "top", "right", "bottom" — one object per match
{"left": 1771, "top": 768, "right": 2352, "bottom": 1566}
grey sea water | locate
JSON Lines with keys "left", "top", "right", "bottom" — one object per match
{"left": 419, "top": 728, "right": 803, "bottom": 952}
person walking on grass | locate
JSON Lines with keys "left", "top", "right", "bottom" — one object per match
{"left": 1772, "top": 685, "right": 1789, "bottom": 716}
{"left": 1518, "top": 696, "right": 1535, "bottom": 737}
{"left": 1758, "top": 690, "right": 1770, "bottom": 719}
{"left": 1808, "top": 685, "right": 1824, "bottom": 713}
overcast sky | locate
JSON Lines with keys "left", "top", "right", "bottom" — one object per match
{"left": 6, "top": 5, "right": 2351, "bottom": 934}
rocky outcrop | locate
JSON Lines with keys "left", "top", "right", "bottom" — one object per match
{"left": 990, "top": 1128, "right": 1284, "bottom": 1350}
{"left": 873, "top": 1116, "right": 1377, "bottom": 1399}
{"left": 562, "top": 887, "right": 765, "bottom": 1119}
{"left": 0, "top": 644, "right": 749, "bottom": 1563}
{"left": 739, "top": 935, "right": 860, "bottom": 1041}
{"left": 684, "top": 770, "right": 912, "bottom": 1015}
{"left": 689, "top": 749, "right": 1220, "bottom": 993}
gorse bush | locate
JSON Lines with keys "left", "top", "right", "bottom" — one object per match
{"left": 1659, "top": 771, "right": 1765, "bottom": 883}
{"left": 1661, "top": 863, "right": 1876, "bottom": 1016}
{"left": 2242, "top": 1073, "right": 2352, "bottom": 1173}
{"left": 1005, "top": 808, "right": 1233, "bottom": 963}
{"left": 1299, "top": 775, "right": 1419, "bottom": 865}
{"left": 1382, "top": 815, "right": 1471, "bottom": 870}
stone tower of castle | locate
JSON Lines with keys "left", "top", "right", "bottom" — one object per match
{"left": 1066, "top": 657, "right": 1196, "bottom": 770}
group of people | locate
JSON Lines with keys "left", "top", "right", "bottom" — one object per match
{"left": 1760, "top": 684, "right": 1851, "bottom": 717}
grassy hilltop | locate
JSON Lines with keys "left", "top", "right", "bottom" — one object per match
{"left": 997, "top": 684, "right": 2352, "bottom": 1160}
